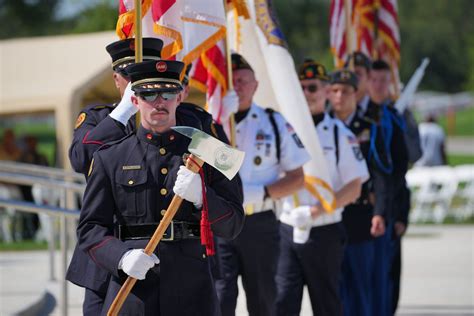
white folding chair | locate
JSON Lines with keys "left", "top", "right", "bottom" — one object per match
{"left": 452, "top": 165, "right": 474, "bottom": 220}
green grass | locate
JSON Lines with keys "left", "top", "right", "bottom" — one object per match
{"left": 447, "top": 154, "right": 474, "bottom": 166}
{"left": 0, "top": 240, "right": 49, "bottom": 251}
{"left": 438, "top": 106, "right": 474, "bottom": 136}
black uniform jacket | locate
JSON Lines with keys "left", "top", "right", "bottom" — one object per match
{"left": 69, "top": 104, "right": 135, "bottom": 176}
{"left": 76, "top": 109, "right": 244, "bottom": 315}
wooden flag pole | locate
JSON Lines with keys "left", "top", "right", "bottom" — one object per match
{"left": 224, "top": 0, "right": 237, "bottom": 147}
{"left": 134, "top": 0, "right": 143, "bottom": 128}
{"left": 344, "top": 0, "right": 354, "bottom": 70}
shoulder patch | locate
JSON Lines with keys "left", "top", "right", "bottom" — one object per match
{"left": 87, "top": 158, "right": 94, "bottom": 177}
{"left": 74, "top": 113, "right": 87, "bottom": 130}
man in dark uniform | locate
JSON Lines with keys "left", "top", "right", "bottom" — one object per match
{"left": 76, "top": 59, "right": 244, "bottom": 315}
{"left": 367, "top": 59, "right": 409, "bottom": 316}
{"left": 66, "top": 38, "right": 163, "bottom": 315}
{"left": 345, "top": 51, "right": 372, "bottom": 113}
{"left": 328, "top": 70, "right": 390, "bottom": 316}
{"left": 69, "top": 38, "right": 163, "bottom": 176}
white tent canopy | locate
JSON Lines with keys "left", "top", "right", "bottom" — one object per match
{"left": 1, "top": 31, "right": 118, "bottom": 167}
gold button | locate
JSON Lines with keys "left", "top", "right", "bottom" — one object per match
{"left": 159, "top": 148, "right": 166, "bottom": 155}
{"left": 161, "top": 168, "right": 168, "bottom": 175}
{"left": 128, "top": 180, "right": 134, "bottom": 185}
{"left": 160, "top": 209, "right": 166, "bottom": 216}
{"left": 160, "top": 188, "right": 167, "bottom": 195}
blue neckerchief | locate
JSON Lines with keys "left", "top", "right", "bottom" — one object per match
{"left": 368, "top": 102, "right": 406, "bottom": 174}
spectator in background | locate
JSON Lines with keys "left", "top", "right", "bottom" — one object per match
{"left": 16, "top": 135, "right": 49, "bottom": 240}
{"left": 0, "top": 129, "right": 21, "bottom": 161}
{"left": 416, "top": 115, "right": 447, "bottom": 167}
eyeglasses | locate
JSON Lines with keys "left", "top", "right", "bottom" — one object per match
{"left": 301, "top": 84, "right": 318, "bottom": 93}
{"left": 138, "top": 92, "right": 179, "bottom": 102}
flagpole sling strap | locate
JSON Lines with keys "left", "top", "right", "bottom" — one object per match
{"left": 107, "top": 154, "right": 205, "bottom": 316}
{"left": 368, "top": 105, "right": 405, "bottom": 174}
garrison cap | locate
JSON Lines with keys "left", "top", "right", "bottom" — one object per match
{"left": 298, "top": 59, "right": 329, "bottom": 81}
{"left": 106, "top": 38, "right": 164, "bottom": 73}
{"left": 126, "top": 60, "right": 185, "bottom": 93}
{"left": 371, "top": 59, "right": 391, "bottom": 71}
{"left": 231, "top": 53, "right": 253, "bottom": 72}
{"left": 345, "top": 51, "right": 372, "bottom": 70}
{"left": 330, "top": 70, "right": 359, "bottom": 90}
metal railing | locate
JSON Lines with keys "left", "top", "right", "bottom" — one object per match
{"left": 0, "top": 161, "right": 85, "bottom": 316}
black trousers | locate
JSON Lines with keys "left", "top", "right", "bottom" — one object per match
{"left": 83, "top": 288, "right": 106, "bottom": 316}
{"left": 275, "top": 222, "right": 345, "bottom": 316}
{"left": 215, "top": 211, "right": 279, "bottom": 316}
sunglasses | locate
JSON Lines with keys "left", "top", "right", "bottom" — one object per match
{"left": 301, "top": 84, "right": 318, "bottom": 93}
{"left": 138, "top": 91, "right": 179, "bottom": 102}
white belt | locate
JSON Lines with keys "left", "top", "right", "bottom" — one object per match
{"left": 244, "top": 198, "right": 275, "bottom": 215}
{"left": 280, "top": 210, "right": 343, "bottom": 227}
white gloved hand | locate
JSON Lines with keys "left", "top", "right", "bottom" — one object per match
{"left": 290, "top": 206, "right": 312, "bottom": 228}
{"left": 220, "top": 90, "right": 239, "bottom": 122}
{"left": 109, "top": 82, "right": 138, "bottom": 126}
{"left": 243, "top": 184, "right": 265, "bottom": 206}
{"left": 173, "top": 166, "right": 203, "bottom": 208}
{"left": 118, "top": 249, "right": 160, "bottom": 280}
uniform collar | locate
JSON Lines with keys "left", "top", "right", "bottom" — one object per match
{"left": 137, "top": 125, "right": 179, "bottom": 147}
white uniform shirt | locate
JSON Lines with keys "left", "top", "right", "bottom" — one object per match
{"left": 415, "top": 122, "right": 446, "bottom": 167}
{"left": 282, "top": 113, "right": 369, "bottom": 226}
{"left": 237, "top": 103, "right": 311, "bottom": 211}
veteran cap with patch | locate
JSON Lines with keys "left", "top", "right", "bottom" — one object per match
{"left": 126, "top": 60, "right": 185, "bottom": 93}
{"left": 330, "top": 70, "right": 359, "bottom": 90}
{"left": 106, "top": 38, "right": 164, "bottom": 74}
{"left": 298, "top": 59, "right": 329, "bottom": 81}
{"left": 344, "top": 51, "right": 372, "bottom": 71}
{"left": 231, "top": 53, "right": 253, "bottom": 72}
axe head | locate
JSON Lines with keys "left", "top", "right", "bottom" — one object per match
{"left": 171, "top": 126, "right": 245, "bottom": 180}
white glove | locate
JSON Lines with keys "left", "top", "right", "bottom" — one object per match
{"left": 220, "top": 90, "right": 239, "bottom": 122}
{"left": 109, "top": 82, "right": 138, "bottom": 126}
{"left": 243, "top": 184, "right": 264, "bottom": 206}
{"left": 118, "top": 249, "right": 160, "bottom": 280}
{"left": 173, "top": 166, "right": 203, "bottom": 208}
{"left": 290, "top": 206, "right": 312, "bottom": 228}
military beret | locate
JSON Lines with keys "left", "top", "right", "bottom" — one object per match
{"left": 298, "top": 59, "right": 329, "bottom": 81}
{"left": 126, "top": 60, "right": 184, "bottom": 93}
{"left": 345, "top": 51, "right": 372, "bottom": 70}
{"left": 106, "top": 38, "right": 164, "bottom": 73}
{"left": 330, "top": 70, "right": 359, "bottom": 90}
{"left": 231, "top": 53, "right": 253, "bottom": 72}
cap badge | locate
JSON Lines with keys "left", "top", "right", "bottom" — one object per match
{"left": 129, "top": 41, "right": 135, "bottom": 51}
{"left": 156, "top": 61, "right": 167, "bottom": 72}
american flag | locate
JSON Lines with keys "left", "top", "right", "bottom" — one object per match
{"left": 330, "top": 0, "right": 401, "bottom": 75}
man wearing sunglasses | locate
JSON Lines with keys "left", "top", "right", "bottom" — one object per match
{"left": 275, "top": 61, "right": 369, "bottom": 316}
{"left": 66, "top": 38, "right": 163, "bottom": 315}
{"left": 76, "top": 59, "right": 244, "bottom": 315}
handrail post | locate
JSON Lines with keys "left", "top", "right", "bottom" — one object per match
{"left": 59, "top": 190, "right": 68, "bottom": 316}
{"left": 48, "top": 215, "right": 56, "bottom": 281}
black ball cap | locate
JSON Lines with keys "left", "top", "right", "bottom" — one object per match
{"left": 231, "top": 53, "right": 253, "bottom": 72}
{"left": 330, "top": 70, "right": 359, "bottom": 90}
{"left": 126, "top": 60, "right": 185, "bottom": 93}
{"left": 344, "top": 51, "right": 372, "bottom": 70}
{"left": 298, "top": 59, "right": 329, "bottom": 81}
{"left": 106, "top": 38, "right": 164, "bottom": 71}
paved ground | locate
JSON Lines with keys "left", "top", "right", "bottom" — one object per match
{"left": 0, "top": 225, "right": 473, "bottom": 315}
{"left": 447, "top": 137, "right": 474, "bottom": 156}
